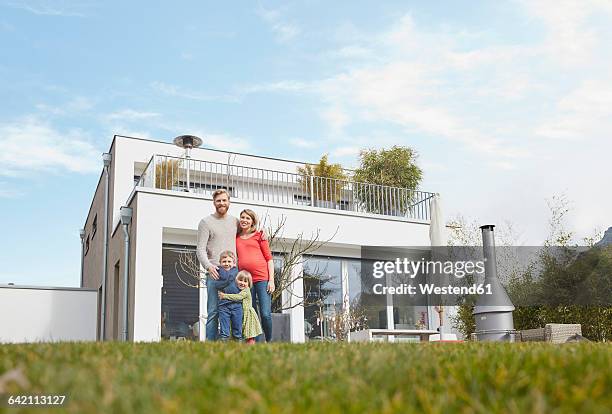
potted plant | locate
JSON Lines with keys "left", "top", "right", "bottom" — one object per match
{"left": 155, "top": 157, "right": 182, "bottom": 190}
{"left": 297, "top": 154, "right": 347, "bottom": 209}
{"left": 353, "top": 146, "right": 422, "bottom": 216}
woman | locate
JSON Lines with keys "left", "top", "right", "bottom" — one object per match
{"left": 235, "top": 209, "right": 275, "bottom": 342}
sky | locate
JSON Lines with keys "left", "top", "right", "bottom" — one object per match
{"left": 1, "top": 0, "right": 611, "bottom": 287}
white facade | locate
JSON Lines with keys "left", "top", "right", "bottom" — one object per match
{"left": 98, "top": 135, "right": 437, "bottom": 342}
{"left": 0, "top": 286, "right": 98, "bottom": 343}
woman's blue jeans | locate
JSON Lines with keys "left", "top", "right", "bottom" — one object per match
{"left": 251, "top": 281, "right": 272, "bottom": 342}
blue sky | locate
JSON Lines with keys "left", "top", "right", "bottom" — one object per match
{"left": 1, "top": 0, "right": 611, "bottom": 287}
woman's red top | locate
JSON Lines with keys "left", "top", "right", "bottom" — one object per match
{"left": 236, "top": 231, "right": 273, "bottom": 283}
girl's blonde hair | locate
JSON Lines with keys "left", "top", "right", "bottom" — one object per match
{"left": 236, "top": 270, "right": 253, "bottom": 288}
{"left": 239, "top": 209, "right": 258, "bottom": 234}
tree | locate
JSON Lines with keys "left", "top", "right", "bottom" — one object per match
{"left": 297, "top": 154, "right": 347, "bottom": 205}
{"left": 352, "top": 146, "right": 423, "bottom": 215}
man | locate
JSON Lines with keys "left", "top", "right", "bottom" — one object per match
{"left": 196, "top": 189, "right": 238, "bottom": 341}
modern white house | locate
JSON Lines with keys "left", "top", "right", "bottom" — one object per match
{"left": 81, "top": 135, "right": 443, "bottom": 343}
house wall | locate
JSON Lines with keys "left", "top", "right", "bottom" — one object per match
{"left": 105, "top": 196, "right": 138, "bottom": 341}
{"left": 82, "top": 172, "right": 106, "bottom": 290}
{"left": 129, "top": 188, "right": 431, "bottom": 342}
{"left": 0, "top": 286, "right": 97, "bottom": 343}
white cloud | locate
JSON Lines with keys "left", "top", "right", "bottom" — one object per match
{"left": 516, "top": 0, "right": 612, "bottom": 66}
{"left": 35, "top": 96, "right": 94, "bottom": 116}
{"left": 203, "top": 133, "right": 251, "bottom": 153}
{"left": 319, "top": 106, "right": 350, "bottom": 134}
{"left": 290, "top": 138, "right": 316, "bottom": 148}
{"left": 330, "top": 45, "right": 373, "bottom": 60}
{"left": 419, "top": 160, "right": 449, "bottom": 173}
{"left": 535, "top": 79, "right": 612, "bottom": 140}
{"left": 331, "top": 146, "right": 360, "bottom": 157}
{"left": 110, "top": 129, "right": 154, "bottom": 140}
{"left": 103, "top": 109, "right": 160, "bottom": 122}
{"left": 0, "top": 116, "right": 101, "bottom": 176}
{"left": 4, "top": 1, "right": 88, "bottom": 17}
{"left": 146, "top": 119, "right": 252, "bottom": 153}
{"left": 151, "top": 81, "right": 236, "bottom": 102}
{"left": 315, "top": 61, "right": 516, "bottom": 159}
{"left": 256, "top": 4, "right": 300, "bottom": 43}
{"left": 299, "top": 5, "right": 611, "bottom": 164}
{"left": 239, "top": 80, "right": 308, "bottom": 95}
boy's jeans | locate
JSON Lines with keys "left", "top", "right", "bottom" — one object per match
{"left": 218, "top": 303, "right": 243, "bottom": 340}
{"left": 205, "top": 277, "right": 229, "bottom": 341}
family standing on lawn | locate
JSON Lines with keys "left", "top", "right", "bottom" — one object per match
{"left": 196, "top": 189, "right": 274, "bottom": 344}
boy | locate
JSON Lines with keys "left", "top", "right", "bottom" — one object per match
{"left": 214, "top": 251, "right": 243, "bottom": 341}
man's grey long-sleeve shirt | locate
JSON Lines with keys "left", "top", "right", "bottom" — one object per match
{"left": 196, "top": 213, "right": 238, "bottom": 270}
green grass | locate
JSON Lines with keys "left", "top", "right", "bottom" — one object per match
{"left": 0, "top": 342, "right": 610, "bottom": 413}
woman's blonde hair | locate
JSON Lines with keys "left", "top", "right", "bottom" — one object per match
{"left": 236, "top": 270, "right": 253, "bottom": 288}
{"left": 239, "top": 209, "right": 258, "bottom": 234}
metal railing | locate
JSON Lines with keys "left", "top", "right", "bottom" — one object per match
{"left": 136, "top": 154, "right": 434, "bottom": 221}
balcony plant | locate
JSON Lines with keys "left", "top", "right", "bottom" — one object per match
{"left": 155, "top": 157, "right": 182, "bottom": 190}
{"left": 353, "top": 146, "right": 423, "bottom": 215}
{"left": 297, "top": 154, "right": 347, "bottom": 209}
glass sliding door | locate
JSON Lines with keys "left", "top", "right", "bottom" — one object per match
{"left": 302, "top": 256, "right": 343, "bottom": 341}
{"left": 346, "top": 259, "right": 388, "bottom": 329}
{"left": 161, "top": 245, "right": 200, "bottom": 340}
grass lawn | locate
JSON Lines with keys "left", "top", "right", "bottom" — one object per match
{"left": 0, "top": 342, "right": 610, "bottom": 413}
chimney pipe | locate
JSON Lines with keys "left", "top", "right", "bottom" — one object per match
{"left": 472, "top": 225, "right": 517, "bottom": 342}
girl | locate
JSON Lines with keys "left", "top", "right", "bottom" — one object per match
{"left": 218, "top": 270, "right": 263, "bottom": 344}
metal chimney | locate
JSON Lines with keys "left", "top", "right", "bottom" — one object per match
{"left": 472, "top": 225, "right": 517, "bottom": 342}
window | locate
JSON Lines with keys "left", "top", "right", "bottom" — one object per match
{"left": 272, "top": 254, "right": 284, "bottom": 313}
{"left": 302, "top": 256, "right": 343, "bottom": 340}
{"left": 294, "top": 195, "right": 351, "bottom": 210}
{"left": 85, "top": 235, "right": 90, "bottom": 255}
{"left": 92, "top": 214, "right": 97, "bottom": 238}
{"left": 113, "top": 261, "right": 120, "bottom": 340}
{"left": 293, "top": 194, "right": 311, "bottom": 205}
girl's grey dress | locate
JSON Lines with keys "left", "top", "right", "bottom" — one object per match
{"left": 222, "top": 288, "right": 263, "bottom": 339}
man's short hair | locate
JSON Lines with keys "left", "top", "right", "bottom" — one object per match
{"left": 212, "top": 188, "right": 230, "bottom": 200}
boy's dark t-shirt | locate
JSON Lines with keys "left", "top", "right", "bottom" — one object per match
{"left": 217, "top": 267, "right": 241, "bottom": 307}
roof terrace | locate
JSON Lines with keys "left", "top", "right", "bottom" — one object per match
{"left": 135, "top": 153, "right": 434, "bottom": 222}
